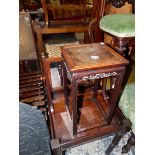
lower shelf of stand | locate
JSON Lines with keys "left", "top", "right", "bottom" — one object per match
{"left": 50, "top": 92, "right": 125, "bottom": 150}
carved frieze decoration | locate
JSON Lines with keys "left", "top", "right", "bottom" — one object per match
{"left": 63, "top": 62, "right": 118, "bottom": 81}
{"left": 81, "top": 72, "right": 118, "bottom": 80}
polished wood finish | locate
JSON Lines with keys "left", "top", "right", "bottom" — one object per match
{"left": 61, "top": 43, "right": 129, "bottom": 135}
{"left": 61, "top": 43, "right": 129, "bottom": 72}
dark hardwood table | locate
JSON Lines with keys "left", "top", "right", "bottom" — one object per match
{"left": 47, "top": 43, "right": 131, "bottom": 154}
{"left": 61, "top": 43, "right": 129, "bottom": 135}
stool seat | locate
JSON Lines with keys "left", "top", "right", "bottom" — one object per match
{"left": 99, "top": 14, "right": 135, "bottom": 37}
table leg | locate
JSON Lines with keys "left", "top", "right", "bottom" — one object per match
{"left": 106, "top": 118, "right": 132, "bottom": 154}
{"left": 106, "top": 69, "right": 125, "bottom": 124}
{"left": 93, "top": 79, "right": 100, "bottom": 99}
{"left": 58, "top": 62, "right": 63, "bottom": 86}
{"left": 122, "top": 131, "right": 135, "bottom": 153}
{"left": 105, "top": 130, "right": 125, "bottom": 155}
{"left": 62, "top": 63, "right": 69, "bottom": 107}
{"left": 102, "top": 78, "right": 107, "bottom": 99}
{"left": 71, "top": 79, "right": 78, "bottom": 135}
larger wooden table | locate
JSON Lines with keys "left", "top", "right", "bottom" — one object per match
{"left": 32, "top": 20, "right": 88, "bottom": 58}
{"left": 49, "top": 43, "right": 131, "bottom": 155}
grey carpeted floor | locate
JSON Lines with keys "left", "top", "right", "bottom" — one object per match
{"left": 66, "top": 131, "right": 134, "bottom": 155}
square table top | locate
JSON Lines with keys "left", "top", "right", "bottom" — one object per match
{"left": 61, "top": 43, "right": 129, "bottom": 73}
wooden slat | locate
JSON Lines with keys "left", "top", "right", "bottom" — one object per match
{"left": 19, "top": 74, "right": 42, "bottom": 81}
{"left": 19, "top": 89, "right": 45, "bottom": 99}
{"left": 19, "top": 85, "right": 44, "bottom": 93}
{"left": 19, "top": 78, "right": 43, "bottom": 84}
{"left": 19, "top": 82, "right": 43, "bottom": 89}
{"left": 19, "top": 71, "right": 41, "bottom": 77}
{"left": 19, "top": 95, "right": 45, "bottom": 103}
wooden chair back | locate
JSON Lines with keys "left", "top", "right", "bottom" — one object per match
{"left": 41, "top": 0, "right": 87, "bottom": 26}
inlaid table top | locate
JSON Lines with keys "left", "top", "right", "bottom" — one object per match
{"left": 61, "top": 43, "right": 129, "bottom": 73}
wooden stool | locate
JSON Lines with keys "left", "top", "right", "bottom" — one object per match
{"left": 61, "top": 43, "right": 129, "bottom": 135}
{"left": 99, "top": 0, "right": 135, "bottom": 58}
